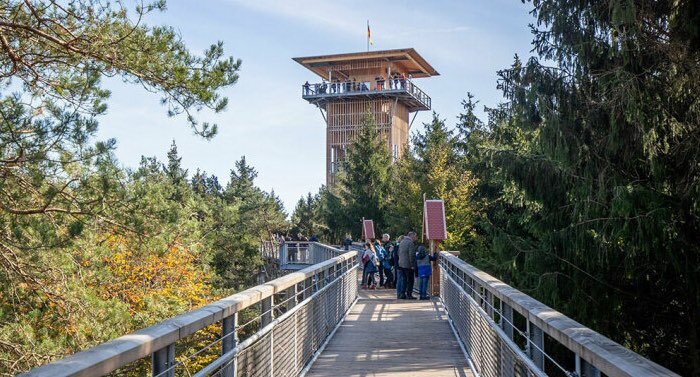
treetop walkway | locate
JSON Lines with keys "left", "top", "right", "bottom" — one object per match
{"left": 22, "top": 243, "right": 678, "bottom": 377}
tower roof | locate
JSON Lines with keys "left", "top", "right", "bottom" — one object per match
{"left": 293, "top": 48, "right": 439, "bottom": 79}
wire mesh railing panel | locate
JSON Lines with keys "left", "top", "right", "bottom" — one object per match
{"left": 295, "top": 304, "right": 314, "bottom": 370}
{"left": 271, "top": 314, "right": 297, "bottom": 377}
{"left": 440, "top": 263, "right": 543, "bottom": 377}
{"left": 225, "top": 258, "right": 357, "bottom": 377}
{"left": 236, "top": 331, "right": 272, "bottom": 377}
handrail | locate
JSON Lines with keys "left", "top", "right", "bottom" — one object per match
{"left": 439, "top": 251, "right": 679, "bottom": 377}
{"left": 301, "top": 79, "right": 431, "bottom": 110}
{"left": 22, "top": 245, "right": 357, "bottom": 377}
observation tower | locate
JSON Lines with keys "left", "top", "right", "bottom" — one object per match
{"left": 294, "top": 48, "right": 438, "bottom": 185}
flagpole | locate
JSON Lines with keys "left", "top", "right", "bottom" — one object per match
{"left": 367, "top": 20, "right": 369, "bottom": 52}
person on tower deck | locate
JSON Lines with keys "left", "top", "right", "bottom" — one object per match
{"left": 303, "top": 81, "right": 310, "bottom": 95}
{"left": 415, "top": 245, "right": 438, "bottom": 300}
{"left": 330, "top": 80, "right": 337, "bottom": 93}
{"left": 397, "top": 231, "right": 417, "bottom": 299}
{"left": 335, "top": 79, "right": 342, "bottom": 93}
{"left": 309, "top": 234, "right": 319, "bottom": 242}
{"left": 392, "top": 73, "right": 399, "bottom": 89}
{"left": 400, "top": 73, "right": 407, "bottom": 89}
{"left": 352, "top": 78, "right": 357, "bottom": 92}
{"left": 376, "top": 76, "right": 384, "bottom": 90}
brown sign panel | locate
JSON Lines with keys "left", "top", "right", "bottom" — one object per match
{"left": 424, "top": 200, "right": 447, "bottom": 241}
{"left": 362, "top": 219, "right": 375, "bottom": 240}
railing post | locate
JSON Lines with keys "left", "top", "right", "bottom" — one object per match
{"left": 502, "top": 303, "right": 514, "bottom": 340}
{"left": 152, "top": 343, "right": 175, "bottom": 377}
{"left": 529, "top": 322, "right": 545, "bottom": 369}
{"left": 261, "top": 296, "right": 273, "bottom": 329}
{"left": 279, "top": 244, "right": 287, "bottom": 266}
{"left": 576, "top": 355, "right": 601, "bottom": 377}
{"left": 221, "top": 313, "right": 238, "bottom": 377}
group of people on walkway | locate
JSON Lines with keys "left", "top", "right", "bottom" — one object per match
{"left": 303, "top": 72, "right": 412, "bottom": 96}
{"left": 360, "top": 231, "right": 437, "bottom": 300}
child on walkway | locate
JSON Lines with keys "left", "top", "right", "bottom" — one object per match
{"left": 361, "top": 242, "right": 379, "bottom": 289}
{"left": 415, "top": 245, "right": 437, "bottom": 300}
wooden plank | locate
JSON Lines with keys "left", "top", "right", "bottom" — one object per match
{"left": 306, "top": 289, "right": 473, "bottom": 377}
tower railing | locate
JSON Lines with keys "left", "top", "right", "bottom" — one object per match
{"left": 22, "top": 245, "right": 358, "bottom": 377}
{"left": 439, "top": 251, "right": 679, "bottom": 377}
{"left": 301, "top": 79, "right": 431, "bottom": 110}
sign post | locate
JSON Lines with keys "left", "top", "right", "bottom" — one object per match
{"left": 423, "top": 199, "right": 447, "bottom": 296}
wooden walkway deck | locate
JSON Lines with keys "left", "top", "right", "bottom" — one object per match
{"left": 305, "top": 288, "right": 473, "bottom": 377}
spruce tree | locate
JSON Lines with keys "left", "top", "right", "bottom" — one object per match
{"left": 464, "top": 1, "right": 700, "bottom": 374}
{"left": 337, "top": 112, "right": 392, "bottom": 238}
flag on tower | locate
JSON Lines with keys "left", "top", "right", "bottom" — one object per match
{"left": 367, "top": 21, "right": 374, "bottom": 47}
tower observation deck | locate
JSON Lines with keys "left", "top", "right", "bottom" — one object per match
{"left": 294, "top": 48, "right": 439, "bottom": 186}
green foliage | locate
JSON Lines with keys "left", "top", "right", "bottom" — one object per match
{"left": 290, "top": 193, "right": 318, "bottom": 238}
{"left": 0, "top": 0, "right": 241, "bottom": 137}
{"left": 0, "top": 1, "right": 277, "bottom": 374}
{"left": 337, "top": 112, "right": 392, "bottom": 237}
{"left": 387, "top": 113, "right": 481, "bottom": 251}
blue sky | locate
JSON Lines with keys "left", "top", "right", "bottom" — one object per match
{"left": 97, "top": 0, "right": 535, "bottom": 213}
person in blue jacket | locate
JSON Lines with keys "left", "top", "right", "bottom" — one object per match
{"left": 374, "top": 240, "right": 393, "bottom": 288}
{"left": 415, "top": 245, "right": 438, "bottom": 300}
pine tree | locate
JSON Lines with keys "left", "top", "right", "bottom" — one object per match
{"left": 290, "top": 193, "right": 318, "bottom": 237}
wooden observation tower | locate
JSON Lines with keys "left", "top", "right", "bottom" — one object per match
{"left": 294, "top": 48, "right": 438, "bottom": 186}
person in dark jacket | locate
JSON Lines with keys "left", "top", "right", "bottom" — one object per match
{"left": 342, "top": 235, "right": 353, "bottom": 250}
{"left": 397, "top": 231, "right": 417, "bottom": 299}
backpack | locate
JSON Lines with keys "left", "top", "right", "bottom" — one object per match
{"left": 362, "top": 252, "right": 370, "bottom": 265}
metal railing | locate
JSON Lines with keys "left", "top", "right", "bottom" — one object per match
{"left": 260, "top": 240, "right": 278, "bottom": 260}
{"left": 439, "top": 251, "right": 679, "bottom": 377}
{"left": 22, "top": 244, "right": 358, "bottom": 377}
{"left": 301, "top": 79, "right": 431, "bottom": 109}
{"left": 279, "top": 242, "right": 344, "bottom": 266}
